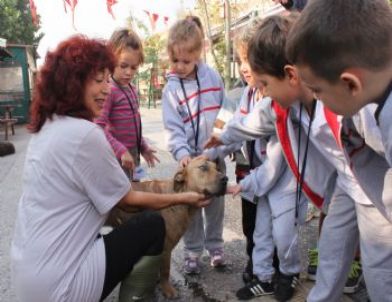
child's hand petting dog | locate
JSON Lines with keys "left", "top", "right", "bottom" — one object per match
{"left": 226, "top": 184, "right": 242, "bottom": 197}
{"left": 204, "top": 133, "right": 223, "bottom": 149}
{"left": 179, "top": 155, "right": 192, "bottom": 167}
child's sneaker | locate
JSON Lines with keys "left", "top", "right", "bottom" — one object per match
{"left": 274, "top": 272, "right": 300, "bottom": 302}
{"left": 184, "top": 257, "right": 200, "bottom": 275}
{"left": 343, "top": 260, "right": 363, "bottom": 294}
{"left": 236, "top": 277, "right": 274, "bottom": 300}
{"left": 307, "top": 248, "right": 318, "bottom": 281}
{"left": 209, "top": 248, "right": 226, "bottom": 268}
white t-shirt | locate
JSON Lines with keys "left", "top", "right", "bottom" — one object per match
{"left": 11, "top": 115, "right": 131, "bottom": 302}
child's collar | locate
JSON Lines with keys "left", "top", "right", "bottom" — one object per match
{"left": 374, "top": 80, "right": 392, "bottom": 123}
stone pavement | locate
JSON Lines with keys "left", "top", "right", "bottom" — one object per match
{"left": 0, "top": 107, "right": 367, "bottom": 302}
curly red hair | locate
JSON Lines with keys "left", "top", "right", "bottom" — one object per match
{"left": 29, "top": 35, "right": 116, "bottom": 133}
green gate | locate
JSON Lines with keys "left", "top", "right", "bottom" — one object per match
{"left": 0, "top": 45, "right": 36, "bottom": 123}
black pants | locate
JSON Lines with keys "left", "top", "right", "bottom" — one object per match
{"left": 100, "top": 211, "right": 165, "bottom": 300}
{"left": 241, "top": 197, "right": 257, "bottom": 259}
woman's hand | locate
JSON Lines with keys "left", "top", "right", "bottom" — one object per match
{"left": 181, "top": 192, "right": 211, "bottom": 208}
{"left": 179, "top": 156, "right": 192, "bottom": 168}
{"left": 142, "top": 148, "right": 160, "bottom": 168}
{"left": 204, "top": 134, "right": 223, "bottom": 149}
{"left": 226, "top": 184, "right": 242, "bottom": 197}
{"left": 121, "top": 151, "right": 135, "bottom": 171}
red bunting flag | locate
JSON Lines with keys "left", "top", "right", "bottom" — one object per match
{"left": 107, "top": 0, "right": 118, "bottom": 19}
{"left": 64, "top": 0, "right": 78, "bottom": 28}
{"left": 64, "top": 0, "right": 78, "bottom": 11}
{"left": 144, "top": 10, "right": 169, "bottom": 31}
{"left": 144, "top": 10, "right": 160, "bottom": 31}
{"left": 29, "top": 0, "right": 38, "bottom": 26}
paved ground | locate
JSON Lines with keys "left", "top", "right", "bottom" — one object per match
{"left": 0, "top": 107, "right": 367, "bottom": 301}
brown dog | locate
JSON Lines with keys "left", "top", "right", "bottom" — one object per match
{"left": 106, "top": 157, "right": 228, "bottom": 298}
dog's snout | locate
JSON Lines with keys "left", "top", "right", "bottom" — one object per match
{"left": 221, "top": 176, "right": 228, "bottom": 184}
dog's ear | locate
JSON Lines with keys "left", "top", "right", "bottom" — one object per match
{"left": 173, "top": 169, "right": 186, "bottom": 192}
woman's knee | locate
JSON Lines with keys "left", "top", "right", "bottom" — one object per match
{"left": 141, "top": 211, "right": 165, "bottom": 254}
{"left": 143, "top": 211, "right": 165, "bottom": 236}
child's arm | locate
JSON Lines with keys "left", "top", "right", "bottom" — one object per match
{"left": 204, "top": 92, "right": 249, "bottom": 160}
{"left": 95, "top": 93, "right": 128, "bottom": 160}
{"left": 221, "top": 97, "right": 276, "bottom": 144}
{"left": 238, "top": 136, "right": 286, "bottom": 200}
{"left": 205, "top": 98, "right": 276, "bottom": 149}
{"left": 162, "top": 87, "right": 192, "bottom": 162}
{"left": 203, "top": 142, "right": 242, "bottom": 161}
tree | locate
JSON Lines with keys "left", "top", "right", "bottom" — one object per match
{"left": 0, "top": 0, "right": 42, "bottom": 45}
{"left": 125, "top": 15, "right": 168, "bottom": 105}
{"left": 198, "top": 0, "right": 221, "bottom": 73}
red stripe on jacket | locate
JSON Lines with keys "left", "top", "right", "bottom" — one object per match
{"left": 182, "top": 105, "right": 221, "bottom": 123}
{"left": 272, "top": 101, "right": 324, "bottom": 209}
{"left": 178, "top": 87, "right": 222, "bottom": 105}
{"left": 323, "top": 107, "right": 342, "bottom": 148}
{"left": 323, "top": 107, "right": 366, "bottom": 159}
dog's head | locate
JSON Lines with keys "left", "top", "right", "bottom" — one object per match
{"left": 173, "top": 157, "right": 228, "bottom": 197}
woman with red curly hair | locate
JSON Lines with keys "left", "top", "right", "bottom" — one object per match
{"left": 10, "top": 35, "right": 208, "bottom": 302}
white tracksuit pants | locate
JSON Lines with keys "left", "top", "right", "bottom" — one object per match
{"left": 252, "top": 168, "right": 308, "bottom": 281}
{"left": 308, "top": 185, "right": 392, "bottom": 302}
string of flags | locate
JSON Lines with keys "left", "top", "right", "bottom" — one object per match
{"left": 144, "top": 10, "right": 169, "bottom": 31}
{"left": 106, "top": 0, "right": 118, "bottom": 19}
{"left": 28, "top": 0, "right": 38, "bottom": 25}
{"left": 28, "top": 0, "right": 170, "bottom": 30}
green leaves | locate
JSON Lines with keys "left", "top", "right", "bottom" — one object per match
{"left": 0, "top": 0, "right": 42, "bottom": 45}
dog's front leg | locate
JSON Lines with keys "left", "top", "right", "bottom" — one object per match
{"left": 160, "top": 250, "right": 178, "bottom": 298}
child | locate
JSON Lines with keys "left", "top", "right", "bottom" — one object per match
{"left": 230, "top": 20, "right": 282, "bottom": 285}
{"left": 208, "top": 20, "right": 297, "bottom": 301}
{"left": 286, "top": 0, "right": 392, "bottom": 212}
{"left": 95, "top": 28, "right": 159, "bottom": 180}
{"left": 232, "top": 24, "right": 306, "bottom": 299}
{"left": 212, "top": 19, "right": 277, "bottom": 285}
{"left": 286, "top": 0, "right": 392, "bottom": 120}
{"left": 285, "top": 1, "right": 392, "bottom": 300}
{"left": 162, "top": 18, "right": 226, "bottom": 274}
{"left": 210, "top": 25, "right": 255, "bottom": 284}
{"left": 206, "top": 14, "right": 392, "bottom": 302}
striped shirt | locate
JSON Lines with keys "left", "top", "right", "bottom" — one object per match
{"left": 162, "top": 62, "right": 225, "bottom": 161}
{"left": 95, "top": 81, "right": 148, "bottom": 159}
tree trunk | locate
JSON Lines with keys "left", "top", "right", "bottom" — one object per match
{"left": 198, "top": 0, "right": 221, "bottom": 71}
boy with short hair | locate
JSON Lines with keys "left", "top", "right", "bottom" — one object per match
{"left": 286, "top": 0, "right": 392, "bottom": 209}
{"left": 205, "top": 14, "right": 392, "bottom": 301}
{"left": 229, "top": 20, "right": 304, "bottom": 301}
{"left": 284, "top": 2, "right": 392, "bottom": 300}
{"left": 286, "top": 0, "right": 392, "bottom": 118}
{"left": 208, "top": 20, "right": 301, "bottom": 301}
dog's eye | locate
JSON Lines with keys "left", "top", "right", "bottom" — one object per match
{"left": 199, "top": 164, "right": 209, "bottom": 172}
